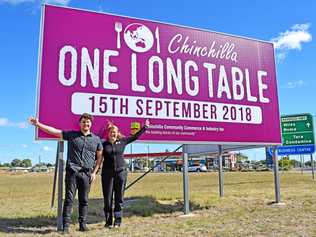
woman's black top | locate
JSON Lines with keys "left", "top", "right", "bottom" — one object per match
{"left": 102, "top": 126, "right": 147, "bottom": 174}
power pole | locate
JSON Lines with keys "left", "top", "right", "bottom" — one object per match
{"left": 147, "top": 144, "right": 149, "bottom": 170}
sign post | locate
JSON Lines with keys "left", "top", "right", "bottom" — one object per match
{"left": 51, "top": 143, "right": 59, "bottom": 208}
{"left": 57, "top": 141, "right": 64, "bottom": 231}
{"left": 218, "top": 145, "right": 224, "bottom": 197}
{"left": 311, "top": 154, "right": 315, "bottom": 180}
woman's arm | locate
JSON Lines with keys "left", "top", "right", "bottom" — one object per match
{"left": 125, "top": 119, "right": 150, "bottom": 144}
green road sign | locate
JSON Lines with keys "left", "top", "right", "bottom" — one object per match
{"left": 281, "top": 113, "right": 315, "bottom": 146}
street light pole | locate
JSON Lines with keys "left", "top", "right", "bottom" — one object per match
{"left": 130, "top": 144, "right": 134, "bottom": 172}
{"left": 147, "top": 144, "right": 149, "bottom": 170}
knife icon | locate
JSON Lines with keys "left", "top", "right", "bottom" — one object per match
{"left": 155, "top": 27, "right": 160, "bottom": 53}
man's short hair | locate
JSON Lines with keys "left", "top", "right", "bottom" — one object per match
{"left": 79, "top": 113, "right": 93, "bottom": 122}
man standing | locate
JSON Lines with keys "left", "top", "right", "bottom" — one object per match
{"left": 28, "top": 113, "right": 102, "bottom": 233}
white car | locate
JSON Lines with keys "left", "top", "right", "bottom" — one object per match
{"left": 188, "top": 164, "right": 207, "bottom": 172}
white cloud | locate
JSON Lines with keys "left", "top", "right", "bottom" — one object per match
{"left": 283, "top": 80, "right": 305, "bottom": 89}
{"left": 271, "top": 23, "right": 312, "bottom": 62}
{"left": 1, "top": 0, "right": 70, "bottom": 5}
{"left": 21, "top": 144, "right": 28, "bottom": 148}
{"left": 43, "top": 146, "right": 53, "bottom": 151}
{"left": 16, "top": 122, "right": 28, "bottom": 129}
{"left": 0, "top": 117, "right": 28, "bottom": 129}
{"left": 0, "top": 118, "right": 9, "bottom": 126}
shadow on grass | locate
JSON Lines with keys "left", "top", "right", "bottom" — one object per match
{"left": 224, "top": 180, "right": 273, "bottom": 186}
{"left": 0, "top": 216, "right": 56, "bottom": 234}
{"left": 84, "top": 197, "right": 202, "bottom": 221}
{"left": 0, "top": 196, "right": 201, "bottom": 234}
{"left": 199, "top": 179, "right": 273, "bottom": 188}
{"left": 123, "top": 196, "right": 201, "bottom": 217}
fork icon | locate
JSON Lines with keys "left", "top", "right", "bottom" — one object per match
{"left": 115, "top": 22, "right": 122, "bottom": 49}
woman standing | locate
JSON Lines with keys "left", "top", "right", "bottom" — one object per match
{"left": 91, "top": 119, "right": 149, "bottom": 228}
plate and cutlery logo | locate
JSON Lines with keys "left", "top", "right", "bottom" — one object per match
{"left": 114, "top": 21, "right": 160, "bottom": 53}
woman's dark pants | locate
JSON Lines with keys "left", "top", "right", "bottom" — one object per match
{"left": 102, "top": 169, "right": 127, "bottom": 225}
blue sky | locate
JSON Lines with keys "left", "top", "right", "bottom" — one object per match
{"left": 0, "top": 0, "right": 315, "bottom": 165}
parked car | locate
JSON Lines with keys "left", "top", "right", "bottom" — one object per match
{"left": 188, "top": 164, "right": 207, "bottom": 172}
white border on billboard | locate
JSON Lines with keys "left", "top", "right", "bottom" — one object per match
{"left": 35, "top": 4, "right": 46, "bottom": 140}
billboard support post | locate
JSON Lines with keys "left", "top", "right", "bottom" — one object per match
{"left": 57, "top": 141, "right": 64, "bottom": 231}
{"left": 273, "top": 146, "right": 281, "bottom": 203}
{"left": 51, "top": 142, "right": 59, "bottom": 208}
{"left": 182, "top": 145, "right": 190, "bottom": 214}
{"left": 218, "top": 145, "right": 224, "bottom": 197}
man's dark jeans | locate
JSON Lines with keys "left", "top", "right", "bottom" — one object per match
{"left": 62, "top": 168, "right": 91, "bottom": 225}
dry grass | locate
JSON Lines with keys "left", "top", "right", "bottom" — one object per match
{"left": 0, "top": 171, "right": 316, "bottom": 236}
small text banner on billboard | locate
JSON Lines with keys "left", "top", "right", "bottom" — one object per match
{"left": 278, "top": 113, "right": 315, "bottom": 155}
{"left": 36, "top": 5, "right": 281, "bottom": 144}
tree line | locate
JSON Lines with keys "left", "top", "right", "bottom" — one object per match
{"left": 0, "top": 159, "right": 54, "bottom": 168}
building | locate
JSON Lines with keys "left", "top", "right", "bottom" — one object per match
{"left": 9, "top": 167, "right": 32, "bottom": 173}
{"left": 124, "top": 151, "right": 237, "bottom": 171}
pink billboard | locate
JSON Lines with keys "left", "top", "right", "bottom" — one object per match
{"left": 36, "top": 5, "right": 281, "bottom": 145}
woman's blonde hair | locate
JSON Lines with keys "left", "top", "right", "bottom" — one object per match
{"left": 105, "top": 121, "right": 124, "bottom": 140}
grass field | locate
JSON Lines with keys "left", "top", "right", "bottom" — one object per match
{"left": 0, "top": 170, "right": 316, "bottom": 236}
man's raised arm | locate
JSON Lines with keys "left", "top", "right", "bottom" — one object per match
{"left": 28, "top": 117, "right": 62, "bottom": 139}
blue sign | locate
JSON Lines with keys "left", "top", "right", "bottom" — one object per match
{"left": 265, "top": 147, "right": 273, "bottom": 168}
{"left": 277, "top": 144, "right": 315, "bottom": 155}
